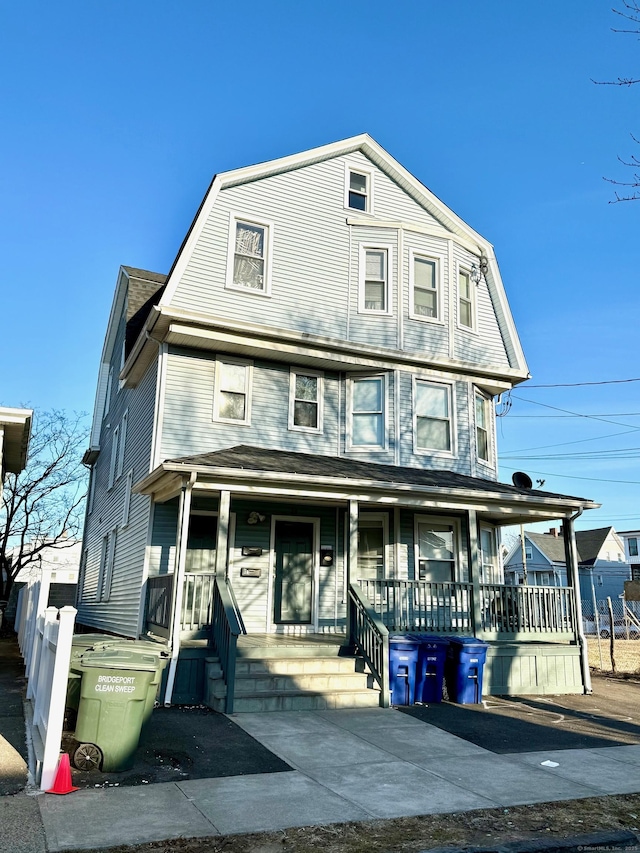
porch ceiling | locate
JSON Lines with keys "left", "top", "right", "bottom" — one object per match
{"left": 134, "top": 445, "right": 599, "bottom": 525}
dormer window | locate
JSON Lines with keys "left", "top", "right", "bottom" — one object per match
{"left": 226, "top": 215, "right": 273, "bottom": 295}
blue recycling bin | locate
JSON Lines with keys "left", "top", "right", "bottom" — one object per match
{"left": 388, "top": 635, "right": 420, "bottom": 706}
{"left": 407, "top": 635, "right": 449, "bottom": 703}
{"left": 445, "top": 637, "right": 489, "bottom": 704}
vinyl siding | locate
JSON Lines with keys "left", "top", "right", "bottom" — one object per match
{"left": 78, "top": 314, "right": 158, "bottom": 637}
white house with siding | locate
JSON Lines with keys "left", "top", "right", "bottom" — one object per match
{"left": 78, "top": 135, "right": 598, "bottom": 710}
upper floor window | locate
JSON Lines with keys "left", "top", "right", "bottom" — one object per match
{"left": 359, "top": 247, "right": 391, "bottom": 314}
{"left": 226, "top": 216, "right": 272, "bottom": 295}
{"left": 629, "top": 537, "right": 638, "bottom": 557}
{"left": 108, "top": 423, "right": 120, "bottom": 490}
{"left": 410, "top": 253, "right": 440, "bottom": 321}
{"left": 458, "top": 267, "right": 475, "bottom": 330}
{"left": 349, "top": 375, "right": 386, "bottom": 449}
{"left": 345, "top": 167, "right": 373, "bottom": 212}
{"left": 475, "top": 392, "right": 490, "bottom": 462}
{"left": 289, "top": 370, "right": 323, "bottom": 432}
{"left": 414, "top": 380, "right": 453, "bottom": 454}
{"left": 213, "top": 357, "right": 252, "bottom": 424}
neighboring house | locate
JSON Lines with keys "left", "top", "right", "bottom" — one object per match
{"left": 0, "top": 407, "right": 32, "bottom": 503}
{"left": 5, "top": 536, "right": 81, "bottom": 625}
{"left": 78, "top": 135, "right": 598, "bottom": 709}
{"left": 504, "top": 526, "right": 631, "bottom": 602}
{"left": 619, "top": 530, "right": 640, "bottom": 582}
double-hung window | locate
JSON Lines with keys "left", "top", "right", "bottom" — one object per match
{"left": 349, "top": 375, "right": 386, "bottom": 449}
{"left": 475, "top": 392, "right": 490, "bottom": 463}
{"left": 289, "top": 370, "right": 323, "bottom": 432}
{"left": 357, "top": 514, "right": 388, "bottom": 580}
{"left": 414, "top": 380, "right": 453, "bottom": 453}
{"left": 629, "top": 537, "right": 638, "bottom": 557}
{"left": 480, "top": 526, "right": 501, "bottom": 584}
{"left": 108, "top": 424, "right": 119, "bottom": 489}
{"left": 410, "top": 253, "right": 439, "bottom": 320}
{"left": 213, "top": 358, "right": 252, "bottom": 424}
{"left": 227, "top": 216, "right": 272, "bottom": 295}
{"left": 345, "top": 166, "right": 373, "bottom": 212}
{"left": 415, "top": 517, "right": 458, "bottom": 583}
{"left": 360, "top": 247, "right": 391, "bottom": 314}
{"left": 458, "top": 267, "right": 474, "bottom": 329}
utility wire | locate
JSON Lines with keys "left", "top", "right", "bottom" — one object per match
{"left": 520, "top": 378, "right": 640, "bottom": 388}
{"left": 500, "top": 464, "right": 640, "bottom": 486}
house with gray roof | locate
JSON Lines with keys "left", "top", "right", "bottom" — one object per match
{"left": 78, "top": 135, "right": 599, "bottom": 710}
{"left": 504, "top": 526, "right": 630, "bottom": 602}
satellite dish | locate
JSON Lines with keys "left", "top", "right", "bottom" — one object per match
{"left": 512, "top": 471, "right": 533, "bottom": 490}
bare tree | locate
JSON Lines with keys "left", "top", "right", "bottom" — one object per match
{"left": 594, "top": 2, "right": 640, "bottom": 201}
{"left": 0, "top": 410, "right": 89, "bottom": 603}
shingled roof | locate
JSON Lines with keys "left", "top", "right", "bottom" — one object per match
{"left": 527, "top": 526, "right": 614, "bottom": 565}
{"left": 166, "top": 445, "right": 593, "bottom": 504}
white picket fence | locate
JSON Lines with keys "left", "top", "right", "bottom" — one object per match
{"left": 16, "top": 574, "right": 77, "bottom": 790}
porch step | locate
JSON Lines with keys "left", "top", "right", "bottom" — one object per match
{"left": 205, "top": 642, "right": 381, "bottom": 712}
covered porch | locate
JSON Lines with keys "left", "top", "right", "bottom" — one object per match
{"left": 135, "top": 446, "right": 598, "bottom": 710}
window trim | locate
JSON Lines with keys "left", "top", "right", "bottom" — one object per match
{"left": 213, "top": 356, "right": 253, "bottom": 425}
{"left": 288, "top": 368, "right": 324, "bottom": 434}
{"left": 122, "top": 469, "right": 133, "bottom": 528}
{"left": 414, "top": 514, "right": 462, "bottom": 583}
{"left": 225, "top": 213, "right": 274, "bottom": 297}
{"left": 474, "top": 391, "right": 491, "bottom": 465}
{"left": 412, "top": 377, "right": 455, "bottom": 457}
{"left": 117, "top": 409, "right": 128, "bottom": 479}
{"left": 108, "top": 424, "right": 120, "bottom": 490}
{"left": 344, "top": 164, "right": 374, "bottom": 214}
{"left": 479, "top": 524, "right": 502, "bottom": 584}
{"left": 358, "top": 244, "right": 393, "bottom": 316}
{"left": 457, "top": 263, "right": 477, "bottom": 332}
{"left": 408, "top": 250, "right": 444, "bottom": 324}
{"left": 347, "top": 373, "right": 388, "bottom": 451}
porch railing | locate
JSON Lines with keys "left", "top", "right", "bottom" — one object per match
{"left": 211, "top": 575, "right": 243, "bottom": 714}
{"left": 146, "top": 572, "right": 217, "bottom": 637}
{"left": 348, "top": 584, "right": 390, "bottom": 708}
{"left": 479, "top": 583, "right": 576, "bottom": 636}
{"left": 357, "top": 579, "right": 473, "bottom": 634}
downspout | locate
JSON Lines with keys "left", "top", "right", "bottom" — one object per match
{"left": 565, "top": 508, "right": 592, "bottom": 693}
{"left": 163, "top": 472, "right": 196, "bottom": 705}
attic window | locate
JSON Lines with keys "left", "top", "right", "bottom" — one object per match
{"left": 226, "top": 215, "right": 273, "bottom": 296}
{"left": 345, "top": 166, "right": 373, "bottom": 213}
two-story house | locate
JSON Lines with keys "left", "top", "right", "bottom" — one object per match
{"left": 77, "top": 135, "right": 597, "bottom": 710}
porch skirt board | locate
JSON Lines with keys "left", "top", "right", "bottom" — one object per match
{"left": 483, "top": 643, "right": 584, "bottom": 695}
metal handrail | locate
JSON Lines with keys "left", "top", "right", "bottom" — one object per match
{"left": 348, "top": 583, "right": 390, "bottom": 708}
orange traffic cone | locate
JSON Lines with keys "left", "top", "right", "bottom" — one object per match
{"left": 46, "top": 753, "right": 79, "bottom": 795}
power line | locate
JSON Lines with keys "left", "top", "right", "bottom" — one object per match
{"left": 521, "top": 378, "right": 640, "bottom": 388}
{"left": 511, "top": 394, "right": 640, "bottom": 431}
{"left": 499, "top": 464, "right": 640, "bottom": 486}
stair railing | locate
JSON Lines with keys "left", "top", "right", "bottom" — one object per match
{"left": 212, "top": 576, "right": 244, "bottom": 713}
{"left": 348, "top": 583, "right": 390, "bottom": 708}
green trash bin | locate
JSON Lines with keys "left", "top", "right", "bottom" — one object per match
{"left": 66, "top": 634, "right": 114, "bottom": 723}
{"left": 73, "top": 648, "right": 167, "bottom": 772}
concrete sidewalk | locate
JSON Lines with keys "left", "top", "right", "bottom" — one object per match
{"left": 27, "top": 707, "right": 640, "bottom": 852}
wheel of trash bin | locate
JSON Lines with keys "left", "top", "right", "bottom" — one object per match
{"left": 73, "top": 743, "right": 103, "bottom": 771}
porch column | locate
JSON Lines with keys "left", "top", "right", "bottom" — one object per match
{"left": 467, "top": 510, "right": 483, "bottom": 635}
{"left": 215, "top": 490, "right": 231, "bottom": 578}
{"left": 563, "top": 514, "right": 592, "bottom": 693}
{"left": 163, "top": 474, "right": 195, "bottom": 704}
{"left": 346, "top": 499, "right": 359, "bottom": 643}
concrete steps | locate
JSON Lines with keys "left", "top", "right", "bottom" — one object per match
{"left": 205, "top": 643, "right": 381, "bottom": 712}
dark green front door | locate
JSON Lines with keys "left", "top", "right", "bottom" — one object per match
{"left": 274, "top": 521, "right": 313, "bottom": 624}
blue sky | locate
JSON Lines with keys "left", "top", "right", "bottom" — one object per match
{"left": 2, "top": 1, "right": 639, "bottom": 532}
